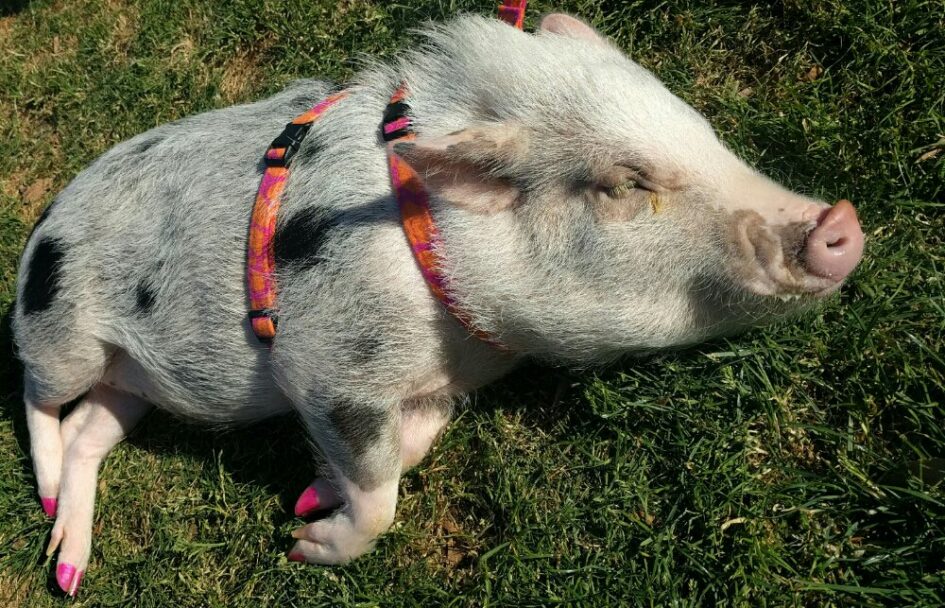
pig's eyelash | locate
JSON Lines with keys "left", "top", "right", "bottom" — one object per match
{"left": 602, "top": 179, "right": 652, "bottom": 199}
{"left": 614, "top": 163, "right": 664, "bottom": 192}
{"left": 603, "top": 180, "right": 638, "bottom": 198}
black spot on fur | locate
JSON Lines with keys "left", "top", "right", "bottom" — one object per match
{"left": 135, "top": 282, "right": 156, "bottom": 314}
{"left": 21, "top": 238, "right": 65, "bottom": 315}
{"left": 131, "top": 136, "right": 163, "bottom": 155}
{"left": 328, "top": 402, "right": 385, "bottom": 459}
{"left": 352, "top": 334, "right": 382, "bottom": 363}
{"left": 274, "top": 207, "right": 337, "bottom": 269}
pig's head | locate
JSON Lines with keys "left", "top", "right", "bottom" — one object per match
{"left": 388, "top": 14, "right": 864, "bottom": 362}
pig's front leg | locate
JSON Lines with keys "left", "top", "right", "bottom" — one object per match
{"left": 292, "top": 403, "right": 450, "bottom": 515}
{"left": 288, "top": 400, "right": 402, "bottom": 564}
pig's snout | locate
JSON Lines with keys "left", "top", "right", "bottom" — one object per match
{"left": 803, "top": 200, "right": 864, "bottom": 282}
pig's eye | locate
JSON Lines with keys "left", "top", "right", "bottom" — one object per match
{"left": 603, "top": 180, "right": 640, "bottom": 199}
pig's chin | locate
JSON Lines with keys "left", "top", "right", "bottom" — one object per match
{"left": 740, "top": 262, "right": 842, "bottom": 299}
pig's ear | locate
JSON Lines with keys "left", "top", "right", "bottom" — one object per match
{"left": 539, "top": 13, "right": 608, "bottom": 45}
{"left": 390, "top": 126, "right": 525, "bottom": 214}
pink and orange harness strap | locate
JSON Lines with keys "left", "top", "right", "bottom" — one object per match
{"left": 382, "top": 85, "right": 504, "bottom": 348}
{"left": 247, "top": 91, "right": 348, "bottom": 342}
{"left": 497, "top": 0, "right": 527, "bottom": 29}
{"left": 247, "top": 1, "right": 526, "bottom": 346}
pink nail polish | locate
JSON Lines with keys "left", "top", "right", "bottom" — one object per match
{"left": 56, "top": 563, "right": 76, "bottom": 594}
{"left": 287, "top": 550, "right": 305, "bottom": 562}
{"left": 69, "top": 570, "right": 84, "bottom": 597}
{"left": 294, "top": 486, "right": 320, "bottom": 517}
{"left": 41, "top": 497, "right": 58, "bottom": 518}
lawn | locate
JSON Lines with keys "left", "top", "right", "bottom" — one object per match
{"left": 1, "top": 0, "right": 943, "bottom": 606}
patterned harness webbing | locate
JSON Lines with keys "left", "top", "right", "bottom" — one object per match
{"left": 247, "top": 1, "right": 526, "bottom": 346}
{"left": 381, "top": 1, "right": 526, "bottom": 349}
{"left": 383, "top": 85, "right": 504, "bottom": 348}
{"left": 247, "top": 91, "right": 347, "bottom": 343}
{"left": 497, "top": 0, "right": 527, "bottom": 28}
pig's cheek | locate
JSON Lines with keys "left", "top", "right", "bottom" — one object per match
{"left": 724, "top": 209, "right": 777, "bottom": 291}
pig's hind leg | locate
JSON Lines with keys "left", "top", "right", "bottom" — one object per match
{"left": 287, "top": 400, "right": 454, "bottom": 564}
{"left": 399, "top": 402, "right": 451, "bottom": 470}
{"left": 46, "top": 384, "right": 151, "bottom": 596}
{"left": 22, "top": 338, "right": 113, "bottom": 518}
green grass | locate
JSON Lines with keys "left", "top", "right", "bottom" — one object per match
{"left": 1, "top": 0, "right": 943, "bottom": 605}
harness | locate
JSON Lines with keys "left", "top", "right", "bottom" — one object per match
{"left": 247, "top": 1, "right": 527, "bottom": 347}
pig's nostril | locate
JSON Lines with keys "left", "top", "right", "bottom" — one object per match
{"left": 803, "top": 200, "right": 864, "bottom": 280}
{"left": 827, "top": 236, "right": 847, "bottom": 249}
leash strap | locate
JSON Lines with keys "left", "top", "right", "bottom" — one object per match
{"left": 247, "top": 91, "right": 347, "bottom": 344}
{"left": 497, "top": 0, "right": 527, "bottom": 29}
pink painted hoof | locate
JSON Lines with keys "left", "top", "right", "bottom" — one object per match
{"left": 56, "top": 562, "right": 83, "bottom": 596}
{"left": 70, "top": 570, "right": 84, "bottom": 597}
{"left": 287, "top": 550, "right": 305, "bottom": 563}
{"left": 41, "top": 497, "right": 57, "bottom": 518}
{"left": 294, "top": 486, "right": 320, "bottom": 517}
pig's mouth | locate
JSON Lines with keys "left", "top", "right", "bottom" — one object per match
{"left": 733, "top": 201, "right": 865, "bottom": 298}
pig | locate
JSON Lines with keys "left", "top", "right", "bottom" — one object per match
{"left": 13, "top": 13, "right": 864, "bottom": 596}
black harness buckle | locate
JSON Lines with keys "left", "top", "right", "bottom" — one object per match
{"left": 265, "top": 122, "right": 313, "bottom": 167}
{"left": 248, "top": 308, "right": 278, "bottom": 345}
{"left": 381, "top": 100, "right": 413, "bottom": 141}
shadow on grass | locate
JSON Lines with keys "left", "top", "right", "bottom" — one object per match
{"left": 0, "top": 0, "right": 31, "bottom": 17}
{"left": 0, "top": 305, "right": 29, "bottom": 464}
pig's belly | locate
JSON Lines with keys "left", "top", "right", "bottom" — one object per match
{"left": 100, "top": 349, "right": 293, "bottom": 424}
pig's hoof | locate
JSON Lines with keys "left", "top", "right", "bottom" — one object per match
{"left": 41, "top": 496, "right": 58, "bottom": 518}
{"left": 293, "top": 478, "right": 343, "bottom": 518}
{"left": 46, "top": 524, "right": 63, "bottom": 557}
{"left": 46, "top": 515, "right": 91, "bottom": 595}
{"left": 55, "top": 562, "right": 84, "bottom": 597}
{"left": 293, "top": 486, "right": 321, "bottom": 517}
{"left": 288, "top": 514, "right": 377, "bottom": 565}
